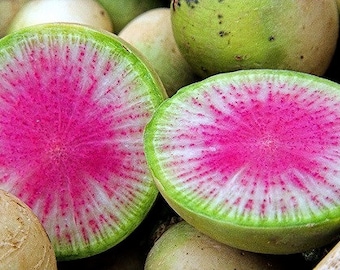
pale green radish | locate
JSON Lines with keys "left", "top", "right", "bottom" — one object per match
{"left": 119, "top": 8, "right": 197, "bottom": 97}
{"left": 145, "top": 221, "right": 284, "bottom": 269}
{"left": 170, "top": 0, "right": 339, "bottom": 78}
{"left": 97, "top": 0, "right": 161, "bottom": 33}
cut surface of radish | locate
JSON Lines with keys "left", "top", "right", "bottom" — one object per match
{"left": 0, "top": 23, "right": 166, "bottom": 260}
{"left": 144, "top": 69, "right": 340, "bottom": 254}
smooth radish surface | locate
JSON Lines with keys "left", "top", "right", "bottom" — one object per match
{"left": 0, "top": 0, "right": 30, "bottom": 37}
{"left": 119, "top": 7, "right": 197, "bottom": 97}
{"left": 145, "top": 221, "right": 284, "bottom": 270}
{"left": 144, "top": 69, "right": 340, "bottom": 254}
{"left": 0, "top": 23, "right": 166, "bottom": 260}
{"left": 0, "top": 189, "right": 57, "bottom": 269}
{"left": 7, "top": 0, "right": 113, "bottom": 34}
{"left": 97, "top": 0, "right": 161, "bottom": 33}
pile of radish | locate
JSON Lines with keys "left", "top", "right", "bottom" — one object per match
{"left": 0, "top": 0, "right": 339, "bottom": 269}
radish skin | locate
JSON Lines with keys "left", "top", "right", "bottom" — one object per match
{"left": 0, "top": 189, "right": 57, "bottom": 269}
{"left": 0, "top": 0, "right": 30, "bottom": 37}
{"left": 171, "top": 0, "right": 339, "bottom": 78}
{"left": 145, "top": 221, "right": 284, "bottom": 270}
{"left": 7, "top": 0, "right": 113, "bottom": 34}
{"left": 314, "top": 241, "right": 340, "bottom": 270}
{"left": 119, "top": 8, "right": 197, "bottom": 96}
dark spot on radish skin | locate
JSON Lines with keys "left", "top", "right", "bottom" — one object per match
{"left": 219, "top": 30, "right": 229, "bottom": 37}
{"left": 122, "top": 44, "right": 131, "bottom": 53}
{"left": 217, "top": 14, "right": 223, "bottom": 24}
{"left": 200, "top": 66, "right": 209, "bottom": 75}
{"left": 172, "top": 0, "right": 180, "bottom": 11}
{"left": 185, "top": 0, "right": 199, "bottom": 8}
{"left": 218, "top": 30, "right": 230, "bottom": 37}
{"left": 234, "top": 55, "right": 245, "bottom": 61}
{"left": 269, "top": 36, "right": 275, "bottom": 41}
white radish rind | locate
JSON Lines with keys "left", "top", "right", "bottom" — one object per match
{"left": 0, "top": 23, "right": 166, "bottom": 260}
{"left": 144, "top": 69, "right": 340, "bottom": 254}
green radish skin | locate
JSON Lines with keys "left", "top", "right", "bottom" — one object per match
{"left": 96, "top": 0, "right": 161, "bottom": 33}
{"left": 144, "top": 69, "right": 340, "bottom": 254}
{"left": 170, "top": 0, "right": 339, "bottom": 78}
{"left": 0, "top": 23, "right": 166, "bottom": 260}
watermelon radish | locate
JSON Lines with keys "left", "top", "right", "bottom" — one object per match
{"left": 144, "top": 69, "right": 340, "bottom": 254}
{"left": 0, "top": 23, "right": 166, "bottom": 260}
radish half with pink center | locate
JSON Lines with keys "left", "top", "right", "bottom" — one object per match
{"left": 0, "top": 23, "right": 166, "bottom": 260}
{"left": 144, "top": 69, "right": 340, "bottom": 254}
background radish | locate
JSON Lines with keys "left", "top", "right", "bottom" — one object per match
{"left": 145, "top": 220, "right": 284, "bottom": 270}
{"left": 0, "top": 189, "right": 57, "bottom": 269}
{"left": 7, "top": 0, "right": 113, "bottom": 34}
{"left": 314, "top": 241, "right": 340, "bottom": 269}
{"left": 0, "top": 0, "right": 30, "bottom": 37}
{"left": 119, "top": 8, "right": 197, "bottom": 97}
{"left": 96, "top": 0, "right": 163, "bottom": 33}
{"left": 170, "top": 0, "right": 339, "bottom": 78}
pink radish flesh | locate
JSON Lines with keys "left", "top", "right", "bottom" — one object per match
{"left": 147, "top": 73, "right": 340, "bottom": 225}
{"left": 0, "top": 25, "right": 163, "bottom": 259}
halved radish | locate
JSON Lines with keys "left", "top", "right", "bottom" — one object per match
{"left": 144, "top": 69, "right": 340, "bottom": 254}
{"left": 0, "top": 23, "right": 166, "bottom": 260}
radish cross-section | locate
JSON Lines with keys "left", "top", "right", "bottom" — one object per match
{"left": 144, "top": 70, "right": 340, "bottom": 254}
{"left": 0, "top": 23, "right": 166, "bottom": 260}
